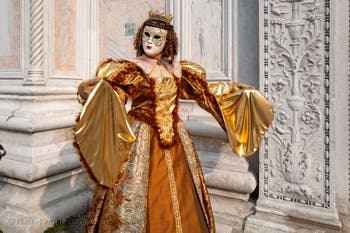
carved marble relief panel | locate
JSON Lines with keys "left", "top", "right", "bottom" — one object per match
{"left": 263, "top": 0, "right": 330, "bottom": 208}
{"left": 98, "top": 0, "right": 165, "bottom": 60}
{"left": 54, "top": 0, "right": 77, "bottom": 71}
{"left": 0, "top": 0, "right": 20, "bottom": 70}
{"left": 191, "top": 0, "right": 222, "bottom": 74}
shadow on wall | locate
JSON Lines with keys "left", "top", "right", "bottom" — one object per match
{"left": 39, "top": 142, "right": 92, "bottom": 232}
{"left": 0, "top": 143, "right": 6, "bottom": 193}
{"left": 246, "top": 151, "right": 259, "bottom": 200}
{"left": 0, "top": 144, "right": 6, "bottom": 160}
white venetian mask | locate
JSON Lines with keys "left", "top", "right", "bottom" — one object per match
{"left": 142, "top": 26, "right": 167, "bottom": 58}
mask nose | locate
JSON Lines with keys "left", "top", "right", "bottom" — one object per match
{"left": 147, "top": 37, "right": 153, "bottom": 45}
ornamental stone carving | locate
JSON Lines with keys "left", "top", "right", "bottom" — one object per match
{"left": 24, "top": 0, "right": 46, "bottom": 85}
{"left": 263, "top": 0, "right": 330, "bottom": 207}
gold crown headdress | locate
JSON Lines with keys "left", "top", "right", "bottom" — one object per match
{"left": 148, "top": 10, "right": 173, "bottom": 24}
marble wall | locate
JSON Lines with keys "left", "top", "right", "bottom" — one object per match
{"left": 0, "top": 0, "right": 20, "bottom": 70}
{"left": 98, "top": 0, "right": 165, "bottom": 60}
{"left": 54, "top": 0, "right": 76, "bottom": 71}
{"left": 0, "top": 0, "right": 21, "bottom": 70}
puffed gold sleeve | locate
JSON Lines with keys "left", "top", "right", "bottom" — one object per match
{"left": 75, "top": 80, "right": 136, "bottom": 187}
{"left": 180, "top": 61, "right": 227, "bottom": 130}
{"left": 96, "top": 59, "right": 144, "bottom": 86}
{"left": 180, "top": 61, "right": 274, "bottom": 157}
{"left": 208, "top": 82, "right": 274, "bottom": 156}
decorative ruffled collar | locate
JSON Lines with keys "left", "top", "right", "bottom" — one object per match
{"left": 131, "top": 55, "right": 182, "bottom": 78}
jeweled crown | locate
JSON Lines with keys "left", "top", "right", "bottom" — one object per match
{"left": 148, "top": 10, "right": 173, "bottom": 24}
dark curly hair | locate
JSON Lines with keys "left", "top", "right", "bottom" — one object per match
{"left": 134, "top": 19, "right": 178, "bottom": 62}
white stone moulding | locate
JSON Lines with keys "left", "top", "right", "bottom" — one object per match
{"left": 89, "top": 0, "right": 99, "bottom": 77}
{"left": 167, "top": 0, "right": 234, "bottom": 81}
{"left": 0, "top": 70, "right": 23, "bottom": 79}
{"left": 0, "top": 127, "right": 83, "bottom": 189}
{"left": 0, "top": 85, "right": 80, "bottom": 132}
{"left": 203, "top": 167, "right": 257, "bottom": 194}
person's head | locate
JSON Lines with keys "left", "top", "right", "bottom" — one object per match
{"left": 134, "top": 11, "right": 178, "bottom": 62}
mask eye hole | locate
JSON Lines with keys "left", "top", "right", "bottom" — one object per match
{"left": 154, "top": 35, "right": 161, "bottom": 39}
{"left": 144, "top": 32, "right": 150, "bottom": 37}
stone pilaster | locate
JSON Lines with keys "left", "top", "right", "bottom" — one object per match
{"left": 245, "top": 0, "right": 342, "bottom": 232}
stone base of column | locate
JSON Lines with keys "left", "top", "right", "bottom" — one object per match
{"left": 0, "top": 168, "right": 92, "bottom": 233}
{"left": 245, "top": 204, "right": 342, "bottom": 233}
{"left": 209, "top": 188, "right": 255, "bottom": 233}
{"left": 0, "top": 126, "right": 93, "bottom": 232}
{"left": 340, "top": 214, "right": 350, "bottom": 233}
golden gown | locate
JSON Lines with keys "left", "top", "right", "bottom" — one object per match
{"left": 74, "top": 59, "right": 273, "bottom": 233}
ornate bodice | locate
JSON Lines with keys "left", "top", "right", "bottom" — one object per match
{"left": 152, "top": 75, "right": 178, "bottom": 145}
{"left": 96, "top": 59, "right": 211, "bottom": 147}
{"left": 99, "top": 59, "right": 181, "bottom": 147}
{"left": 93, "top": 58, "right": 273, "bottom": 155}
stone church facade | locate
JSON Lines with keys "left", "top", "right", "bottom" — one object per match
{"left": 0, "top": 0, "right": 348, "bottom": 232}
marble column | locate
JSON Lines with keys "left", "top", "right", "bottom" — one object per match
{"left": 245, "top": 0, "right": 346, "bottom": 232}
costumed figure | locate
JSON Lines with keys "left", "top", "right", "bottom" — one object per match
{"left": 74, "top": 10, "right": 273, "bottom": 233}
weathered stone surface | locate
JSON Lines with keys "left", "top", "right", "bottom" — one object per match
{"left": 0, "top": 169, "right": 92, "bottom": 233}
{"left": 210, "top": 189, "right": 255, "bottom": 233}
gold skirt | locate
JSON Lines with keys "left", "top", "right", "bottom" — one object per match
{"left": 84, "top": 120, "right": 214, "bottom": 233}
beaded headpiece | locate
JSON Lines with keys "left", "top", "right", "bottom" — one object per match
{"left": 148, "top": 10, "right": 173, "bottom": 24}
{"left": 144, "top": 10, "right": 174, "bottom": 30}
